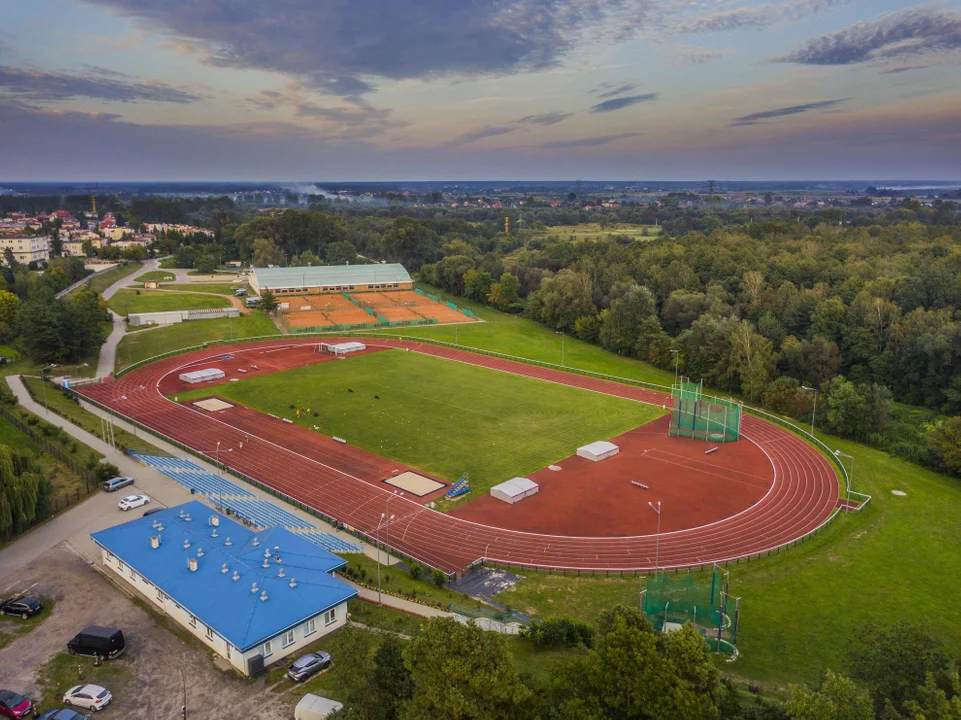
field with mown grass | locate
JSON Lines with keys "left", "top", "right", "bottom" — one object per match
{"left": 76, "top": 261, "right": 143, "bottom": 296}
{"left": 109, "top": 288, "right": 231, "bottom": 315}
{"left": 115, "top": 312, "right": 279, "bottom": 371}
{"left": 176, "top": 349, "right": 659, "bottom": 500}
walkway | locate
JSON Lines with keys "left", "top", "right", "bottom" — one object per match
{"left": 346, "top": 580, "right": 451, "bottom": 618}
{"left": 97, "top": 257, "right": 165, "bottom": 378}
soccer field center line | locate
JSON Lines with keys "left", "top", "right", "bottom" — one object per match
{"left": 92, "top": 338, "right": 839, "bottom": 570}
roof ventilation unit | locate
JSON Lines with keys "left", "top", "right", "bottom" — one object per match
{"left": 188, "top": 557, "right": 198, "bottom": 572}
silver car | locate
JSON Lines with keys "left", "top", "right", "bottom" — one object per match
{"left": 287, "top": 651, "right": 331, "bottom": 682}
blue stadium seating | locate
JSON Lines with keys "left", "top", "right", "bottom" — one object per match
{"left": 297, "top": 532, "right": 362, "bottom": 554}
{"left": 215, "top": 499, "right": 315, "bottom": 530}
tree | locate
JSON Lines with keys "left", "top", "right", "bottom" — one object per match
{"left": 384, "top": 217, "right": 440, "bottom": 271}
{"left": 598, "top": 284, "right": 657, "bottom": 355}
{"left": 821, "top": 376, "right": 892, "bottom": 440}
{"left": 848, "top": 621, "right": 953, "bottom": 716}
{"left": 252, "top": 238, "right": 283, "bottom": 267}
{"left": 18, "top": 291, "right": 69, "bottom": 363}
{"left": 435, "top": 255, "right": 476, "bottom": 296}
{"left": 0, "top": 445, "right": 50, "bottom": 537}
{"left": 367, "top": 634, "right": 412, "bottom": 720}
{"left": 785, "top": 670, "right": 872, "bottom": 720}
{"left": 554, "top": 605, "right": 723, "bottom": 720}
{"left": 195, "top": 254, "right": 219, "bottom": 274}
{"left": 0, "top": 289, "right": 20, "bottom": 341}
{"left": 729, "top": 321, "right": 776, "bottom": 401}
{"left": 326, "top": 240, "right": 358, "bottom": 266}
{"left": 487, "top": 273, "right": 520, "bottom": 311}
{"left": 927, "top": 416, "right": 961, "bottom": 475}
{"left": 260, "top": 289, "right": 278, "bottom": 313}
{"left": 463, "top": 269, "right": 493, "bottom": 303}
{"left": 403, "top": 617, "right": 530, "bottom": 720}
{"left": 527, "top": 270, "right": 595, "bottom": 332}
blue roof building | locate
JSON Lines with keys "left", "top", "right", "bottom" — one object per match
{"left": 91, "top": 501, "right": 356, "bottom": 675}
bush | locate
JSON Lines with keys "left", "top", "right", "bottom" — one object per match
{"left": 430, "top": 569, "right": 447, "bottom": 587}
{"left": 521, "top": 615, "right": 595, "bottom": 648}
{"left": 408, "top": 562, "right": 424, "bottom": 580}
{"left": 95, "top": 462, "right": 121, "bottom": 481}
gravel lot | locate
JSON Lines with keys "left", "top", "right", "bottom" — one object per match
{"left": 0, "top": 545, "right": 299, "bottom": 719}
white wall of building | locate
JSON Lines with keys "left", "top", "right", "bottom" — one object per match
{"left": 100, "top": 547, "right": 347, "bottom": 676}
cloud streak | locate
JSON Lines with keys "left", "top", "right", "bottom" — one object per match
{"left": 730, "top": 98, "right": 848, "bottom": 126}
{"left": 776, "top": 9, "right": 961, "bottom": 65}
{"left": 542, "top": 132, "right": 641, "bottom": 148}
{"left": 0, "top": 65, "right": 202, "bottom": 104}
{"left": 449, "top": 125, "right": 516, "bottom": 145}
{"left": 516, "top": 111, "right": 572, "bottom": 126}
{"left": 590, "top": 93, "right": 659, "bottom": 113}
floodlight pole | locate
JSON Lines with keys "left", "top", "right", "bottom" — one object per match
{"left": 671, "top": 349, "right": 680, "bottom": 387}
{"left": 648, "top": 501, "right": 661, "bottom": 577}
{"left": 834, "top": 449, "right": 854, "bottom": 505}
{"left": 375, "top": 513, "right": 394, "bottom": 606}
{"left": 40, "top": 364, "right": 57, "bottom": 414}
{"left": 802, "top": 386, "right": 818, "bottom": 437}
{"left": 384, "top": 490, "right": 402, "bottom": 570}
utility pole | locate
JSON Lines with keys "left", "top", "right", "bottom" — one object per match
{"left": 648, "top": 501, "right": 662, "bottom": 577}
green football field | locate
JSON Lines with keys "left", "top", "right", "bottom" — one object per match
{"left": 176, "top": 349, "right": 661, "bottom": 500}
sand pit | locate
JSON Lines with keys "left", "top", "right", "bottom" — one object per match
{"left": 385, "top": 471, "right": 446, "bottom": 496}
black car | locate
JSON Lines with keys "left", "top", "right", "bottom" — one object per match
{"left": 38, "top": 711, "right": 89, "bottom": 720}
{"left": 67, "top": 627, "right": 125, "bottom": 660}
{"left": 286, "top": 651, "right": 331, "bottom": 682}
{"left": 0, "top": 596, "right": 42, "bottom": 619}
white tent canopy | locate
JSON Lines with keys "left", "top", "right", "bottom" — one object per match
{"left": 577, "top": 441, "right": 620, "bottom": 462}
{"left": 178, "top": 367, "right": 226, "bottom": 384}
{"left": 490, "top": 477, "right": 539, "bottom": 504}
{"left": 321, "top": 341, "right": 366, "bottom": 355}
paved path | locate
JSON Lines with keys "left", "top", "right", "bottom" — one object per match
{"left": 346, "top": 580, "right": 451, "bottom": 618}
{"left": 97, "top": 257, "right": 165, "bottom": 377}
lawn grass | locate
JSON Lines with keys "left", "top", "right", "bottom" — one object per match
{"left": 381, "top": 284, "right": 676, "bottom": 388}
{"left": 77, "top": 262, "right": 143, "bottom": 296}
{"left": 35, "top": 651, "right": 133, "bottom": 711}
{"left": 346, "top": 598, "right": 424, "bottom": 637}
{"left": 343, "top": 553, "right": 485, "bottom": 610}
{"left": 20, "top": 376, "right": 167, "bottom": 456}
{"left": 134, "top": 271, "right": 178, "bottom": 283}
{"left": 493, "top": 431, "right": 961, "bottom": 688}
{"left": 176, "top": 350, "right": 659, "bottom": 498}
{"left": 265, "top": 624, "right": 378, "bottom": 699}
{"left": 165, "top": 283, "right": 243, "bottom": 295}
{"left": 108, "top": 288, "right": 231, "bottom": 316}
{"left": 115, "top": 312, "right": 279, "bottom": 371}
{"left": 0, "top": 597, "right": 55, "bottom": 651}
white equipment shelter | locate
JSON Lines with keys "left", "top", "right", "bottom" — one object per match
{"left": 490, "top": 477, "right": 539, "bottom": 504}
{"left": 576, "top": 441, "right": 620, "bottom": 462}
{"left": 295, "top": 694, "right": 343, "bottom": 720}
{"left": 178, "top": 367, "right": 226, "bottom": 384}
{"left": 320, "top": 341, "right": 366, "bottom": 355}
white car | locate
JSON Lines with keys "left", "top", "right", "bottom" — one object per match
{"left": 64, "top": 683, "right": 112, "bottom": 711}
{"left": 117, "top": 494, "right": 150, "bottom": 511}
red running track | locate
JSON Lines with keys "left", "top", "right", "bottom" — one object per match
{"left": 77, "top": 338, "right": 840, "bottom": 575}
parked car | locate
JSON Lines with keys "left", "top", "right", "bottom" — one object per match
{"left": 117, "top": 494, "right": 150, "bottom": 511}
{"left": 286, "top": 651, "right": 331, "bottom": 682}
{"left": 38, "top": 710, "right": 89, "bottom": 720}
{"left": 66, "top": 626, "right": 125, "bottom": 660}
{"left": 0, "top": 596, "right": 42, "bottom": 619}
{"left": 0, "top": 690, "right": 33, "bottom": 719}
{"left": 142, "top": 507, "right": 163, "bottom": 517}
{"left": 102, "top": 477, "right": 134, "bottom": 492}
{"left": 63, "top": 685, "right": 112, "bottom": 712}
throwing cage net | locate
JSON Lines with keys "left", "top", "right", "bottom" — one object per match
{"left": 668, "top": 379, "right": 742, "bottom": 443}
{"left": 641, "top": 565, "right": 740, "bottom": 657}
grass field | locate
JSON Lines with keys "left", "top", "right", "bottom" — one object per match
{"left": 165, "top": 283, "right": 242, "bottom": 295}
{"left": 176, "top": 350, "right": 660, "bottom": 497}
{"left": 75, "top": 262, "right": 143, "bottom": 296}
{"left": 109, "top": 288, "right": 231, "bottom": 316}
{"left": 531, "top": 223, "right": 661, "bottom": 242}
{"left": 382, "top": 284, "right": 676, "bottom": 388}
{"left": 492, "top": 429, "right": 961, "bottom": 687}
{"left": 115, "top": 312, "right": 279, "bottom": 371}
{"left": 135, "top": 270, "right": 177, "bottom": 282}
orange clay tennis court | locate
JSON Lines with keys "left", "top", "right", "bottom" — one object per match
{"left": 280, "top": 289, "right": 476, "bottom": 328}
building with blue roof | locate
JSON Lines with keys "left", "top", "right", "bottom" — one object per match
{"left": 91, "top": 500, "right": 356, "bottom": 676}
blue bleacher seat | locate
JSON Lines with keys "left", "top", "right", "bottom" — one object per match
{"left": 298, "top": 532, "right": 362, "bottom": 554}
{"left": 214, "top": 499, "right": 314, "bottom": 531}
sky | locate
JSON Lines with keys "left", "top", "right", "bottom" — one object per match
{"left": 1, "top": 0, "right": 960, "bottom": 181}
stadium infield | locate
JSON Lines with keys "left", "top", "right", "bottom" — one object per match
{"left": 77, "top": 337, "right": 840, "bottom": 575}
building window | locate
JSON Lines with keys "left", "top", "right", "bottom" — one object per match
{"left": 129, "top": 568, "right": 136, "bottom": 580}
{"left": 262, "top": 640, "right": 272, "bottom": 658}
{"left": 156, "top": 588, "right": 163, "bottom": 602}
{"left": 189, "top": 615, "right": 197, "bottom": 628}
{"left": 324, "top": 608, "right": 337, "bottom": 626}
{"left": 282, "top": 630, "right": 294, "bottom": 648}
{"left": 117, "top": 561, "right": 125, "bottom": 572}
{"left": 205, "top": 627, "right": 214, "bottom": 642}
{"left": 305, "top": 619, "right": 316, "bottom": 637}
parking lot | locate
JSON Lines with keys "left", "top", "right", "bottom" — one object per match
{"left": 0, "top": 545, "right": 300, "bottom": 719}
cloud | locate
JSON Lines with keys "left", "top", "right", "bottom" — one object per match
{"left": 730, "top": 98, "right": 848, "bottom": 126}
{"left": 671, "top": 0, "right": 859, "bottom": 35}
{"left": 81, "top": 0, "right": 627, "bottom": 96}
{"left": 450, "top": 125, "right": 517, "bottom": 145}
{"left": 776, "top": 9, "right": 961, "bottom": 65}
{"left": 542, "top": 132, "right": 641, "bottom": 148}
{"left": 596, "top": 82, "right": 639, "bottom": 98}
{"left": 0, "top": 65, "right": 202, "bottom": 103}
{"left": 516, "top": 111, "right": 572, "bottom": 126}
{"left": 879, "top": 64, "right": 931, "bottom": 74}
{"left": 590, "top": 93, "right": 659, "bottom": 113}
{"left": 671, "top": 46, "right": 724, "bottom": 65}
{"left": 296, "top": 100, "right": 408, "bottom": 139}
